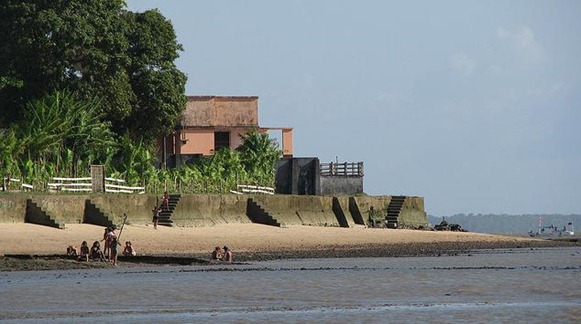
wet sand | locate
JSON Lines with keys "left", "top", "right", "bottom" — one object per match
{"left": 0, "top": 223, "right": 577, "bottom": 271}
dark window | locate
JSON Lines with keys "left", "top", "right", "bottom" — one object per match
{"left": 214, "top": 132, "right": 230, "bottom": 151}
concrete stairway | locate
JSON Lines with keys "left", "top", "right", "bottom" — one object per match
{"left": 348, "top": 197, "right": 366, "bottom": 225}
{"left": 332, "top": 197, "right": 353, "bottom": 228}
{"left": 83, "top": 200, "right": 115, "bottom": 228}
{"left": 246, "top": 198, "right": 284, "bottom": 227}
{"left": 158, "top": 194, "right": 181, "bottom": 227}
{"left": 386, "top": 196, "right": 406, "bottom": 228}
{"left": 25, "top": 199, "right": 64, "bottom": 229}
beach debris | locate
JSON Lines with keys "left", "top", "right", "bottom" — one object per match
{"left": 434, "top": 219, "right": 467, "bottom": 232}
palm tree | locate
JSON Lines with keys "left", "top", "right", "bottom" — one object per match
{"left": 237, "top": 130, "right": 282, "bottom": 186}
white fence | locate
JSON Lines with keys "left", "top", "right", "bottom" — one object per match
{"left": 2, "top": 177, "right": 34, "bottom": 191}
{"left": 230, "top": 185, "right": 275, "bottom": 195}
{"left": 48, "top": 177, "right": 145, "bottom": 194}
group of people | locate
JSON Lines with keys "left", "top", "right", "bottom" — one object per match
{"left": 210, "top": 246, "right": 233, "bottom": 262}
{"left": 66, "top": 225, "right": 136, "bottom": 266}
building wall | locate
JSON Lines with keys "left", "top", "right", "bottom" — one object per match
{"left": 320, "top": 176, "right": 364, "bottom": 196}
{"left": 181, "top": 96, "right": 258, "bottom": 128}
{"left": 214, "top": 97, "right": 258, "bottom": 126}
{"left": 275, "top": 157, "right": 320, "bottom": 195}
{"left": 181, "top": 130, "right": 215, "bottom": 156}
{"left": 181, "top": 97, "right": 214, "bottom": 126}
{"left": 282, "top": 129, "right": 293, "bottom": 156}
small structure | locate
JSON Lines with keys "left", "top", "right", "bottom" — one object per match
{"left": 275, "top": 158, "right": 364, "bottom": 195}
{"left": 159, "top": 96, "right": 293, "bottom": 168}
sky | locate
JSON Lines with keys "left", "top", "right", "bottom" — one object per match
{"left": 127, "top": 0, "right": 581, "bottom": 216}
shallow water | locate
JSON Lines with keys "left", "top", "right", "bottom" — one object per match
{"left": 1, "top": 247, "right": 580, "bottom": 323}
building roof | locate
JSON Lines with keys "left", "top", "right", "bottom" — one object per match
{"left": 186, "top": 95, "right": 259, "bottom": 101}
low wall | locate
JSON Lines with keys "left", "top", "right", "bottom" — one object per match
{"left": 172, "top": 194, "right": 250, "bottom": 226}
{"left": 89, "top": 194, "right": 155, "bottom": 226}
{"left": 351, "top": 196, "right": 428, "bottom": 228}
{"left": 399, "top": 197, "right": 428, "bottom": 228}
{"left": 0, "top": 196, "right": 28, "bottom": 223}
{"left": 352, "top": 196, "right": 391, "bottom": 224}
{"left": 320, "top": 176, "right": 363, "bottom": 196}
{"left": 0, "top": 193, "right": 428, "bottom": 228}
{"left": 252, "top": 195, "right": 339, "bottom": 226}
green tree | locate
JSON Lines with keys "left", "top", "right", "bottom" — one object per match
{"left": 123, "top": 9, "right": 187, "bottom": 140}
{"left": 0, "top": 0, "right": 186, "bottom": 144}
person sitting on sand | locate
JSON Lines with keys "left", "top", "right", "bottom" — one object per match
{"left": 90, "top": 241, "right": 106, "bottom": 262}
{"left": 210, "top": 246, "right": 223, "bottom": 261}
{"left": 66, "top": 245, "right": 77, "bottom": 258}
{"left": 79, "top": 241, "right": 90, "bottom": 262}
{"left": 123, "top": 241, "right": 136, "bottom": 256}
{"left": 222, "top": 246, "right": 232, "bottom": 262}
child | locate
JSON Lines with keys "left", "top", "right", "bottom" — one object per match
{"left": 162, "top": 191, "right": 170, "bottom": 211}
{"left": 152, "top": 207, "right": 160, "bottom": 229}
{"left": 123, "top": 241, "right": 136, "bottom": 256}
{"left": 110, "top": 234, "right": 118, "bottom": 266}
{"left": 79, "top": 241, "right": 89, "bottom": 262}
{"left": 90, "top": 241, "right": 106, "bottom": 262}
{"left": 66, "top": 245, "right": 77, "bottom": 258}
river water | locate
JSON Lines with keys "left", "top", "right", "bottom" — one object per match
{"left": 1, "top": 247, "right": 580, "bottom": 323}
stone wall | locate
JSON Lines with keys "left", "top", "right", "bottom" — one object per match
{"left": 251, "top": 195, "right": 339, "bottom": 226}
{"left": 0, "top": 193, "right": 428, "bottom": 228}
{"left": 320, "top": 176, "right": 363, "bottom": 196}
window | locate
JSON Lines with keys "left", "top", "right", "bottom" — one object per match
{"left": 214, "top": 132, "right": 230, "bottom": 151}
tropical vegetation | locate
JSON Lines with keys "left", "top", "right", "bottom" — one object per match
{"left": 0, "top": 1, "right": 282, "bottom": 194}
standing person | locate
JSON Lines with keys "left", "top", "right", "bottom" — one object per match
{"left": 152, "top": 207, "right": 160, "bottom": 229}
{"left": 110, "top": 233, "right": 118, "bottom": 266}
{"left": 222, "top": 246, "right": 233, "bottom": 262}
{"left": 105, "top": 226, "right": 116, "bottom": 260}
{"left": 162, "top": 191, "right": 170, "bottom": 211}
{"left": 102, "top": 227, "right": 111, "bottom": 260}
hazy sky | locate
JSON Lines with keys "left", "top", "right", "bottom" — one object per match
{"left": 127, "top": 0, "right": 580, "bottom": 216}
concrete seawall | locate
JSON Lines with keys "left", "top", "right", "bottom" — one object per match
{"left": 0, "top": 194, "right": 428, "bottom": 228}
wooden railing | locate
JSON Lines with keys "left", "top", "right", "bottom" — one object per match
{"left": 230, "top": 184, "right": 275, "bottom": 195}
{"left": 320, "top": 162, "right": 364, "bottom": 177}
{"left": 48, "top": 177, "right": 145, "bottom": 194}
{"left": 2, "top": 177, "right": 34, "bottom": 191}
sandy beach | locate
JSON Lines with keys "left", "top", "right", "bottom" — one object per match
{"left": 0, "top": 223, "right": 550, "bottom": 255}
{"left": 1, "top": 223, "right": 576, "bottom": 260}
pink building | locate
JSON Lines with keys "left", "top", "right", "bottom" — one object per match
{"left": 160, "top": 96, "right": 293, "bottom": 167}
